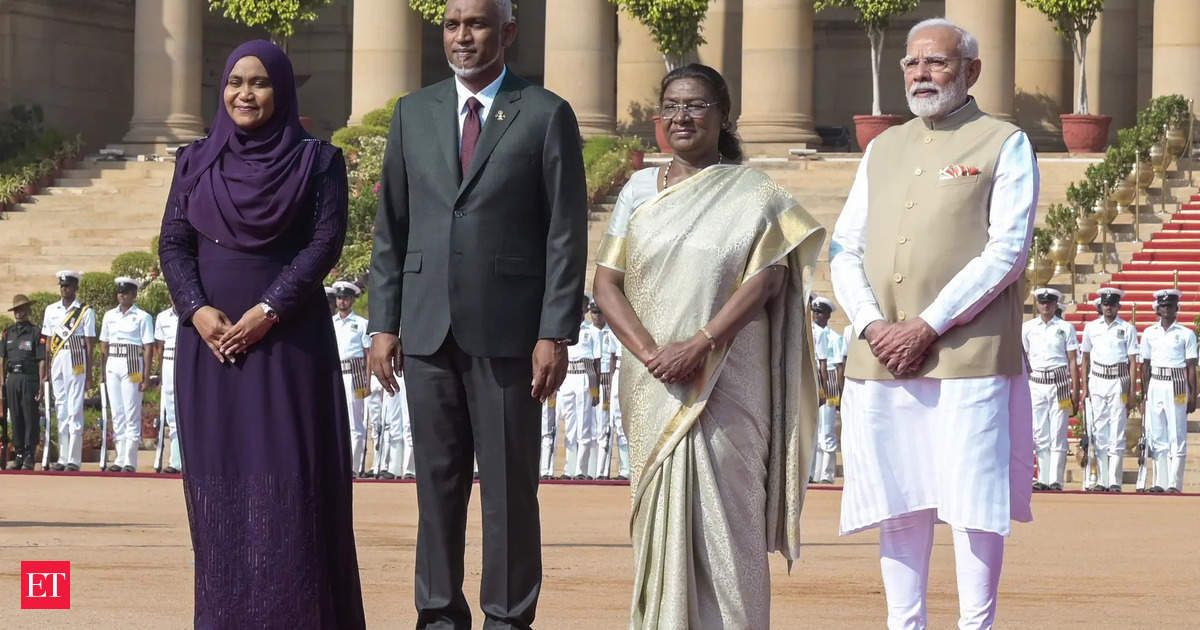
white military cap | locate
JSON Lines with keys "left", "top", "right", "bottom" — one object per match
{"left": 1092, "top": 297, "right": 1102, "bottom": 311}
{"left": 114, "top": 276, "right": 138, "bottom": 292}
{"left": 1154, "top": 288, "right": 1182, "bottom": 305}
{"left": 810, "top": 295, "right": 836, "bottom": 313}
{"left": 1097, "top": 287, "right": 1125, "bottom": 298}
{"left": 56, "top": 270, "right": 82, "bottom": 284}
{"left": 324, "top": 286, "right": 335, "bottom": 296}
{"left": 332, "top": 280, "right": 362, "bottom": 297}
{"left": 1032, "top": 287, "right": 1063, "bottom": 302}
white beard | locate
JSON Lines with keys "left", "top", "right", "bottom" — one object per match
{"left": 447, "top": 48, "right": 503, "bottom": 81}
{"left": 906, "top": 74, "right": 969, "bottom": 120}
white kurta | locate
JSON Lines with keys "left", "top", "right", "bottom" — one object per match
{"left": 830, "top": 132, "right": 1039, "bottom": 536}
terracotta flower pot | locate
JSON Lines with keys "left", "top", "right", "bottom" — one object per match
{"left": 652, "top": 115, "right": 671, "bottom": 154}
{"left": 1060, "top": 114, "right": 1112, "bottom": 153}
{"left": 852, "top": 114, "right": 906, "bottom": 151}
{"left": 21, "top": 184, "right": 36, "bottom": 198}
{"left": 630, "top": 150, "right": 645, "bottom": 170}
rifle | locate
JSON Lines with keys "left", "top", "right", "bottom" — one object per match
{"left": 372, "top": 401, "right": 388, "bottom": 478}
{"left": 358, "top": 405, "right": 370, "bottom": 478}
{"left": 99, "top": 386, "right": 110, "bottom": 471}
{"left": 153, "top": 402, "right": 166, "bottom": 473}
{"left": 1077, "top": 397, "right": 1091, "bottom": 488}
{"left": 41, "top": 381, "right": 52, "bottom": 470}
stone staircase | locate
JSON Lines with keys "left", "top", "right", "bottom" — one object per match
{"left": 0, "top": 158, "right": 172, "bottom": 301}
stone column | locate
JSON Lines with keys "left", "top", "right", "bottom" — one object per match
{"left": 1014, "top": 2, "right": 1071, "bottom": 151}
{"left": 616, "top": 12, "right": 663, "bottom": 139}
{"left": 349, "top": 0, "right": 421, "bottom": 125}
{"left": 737, "top": 0, "right": 819, "bottom": 153}
{"left": 1082, "top": 0, "right": 1139, "bottom": 143}
{"left": 1153, "top": 0, "right": 1200, "bottom": 104}
{"left": 697, "top": 0, "right": 743, "bottom": 121}
{"left": 944, "top": 0, "right": 1015, "bottom": 122}
{"left": 544, "top": 0, "right": 616, "bottom": 137}
{"left": 122, "top": 0, "right": 205, "bottom": 146}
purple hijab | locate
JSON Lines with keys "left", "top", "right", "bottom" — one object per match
{"left": 176, "top": 40, "right": 320, "bottom": 251}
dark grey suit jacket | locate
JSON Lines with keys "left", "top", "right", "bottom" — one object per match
{"left": 367, "top": 71, "right": 588, "bottom": 358}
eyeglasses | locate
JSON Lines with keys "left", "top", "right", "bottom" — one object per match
{"left": 899, "top": 55, "right": 970, "bottom": 73}
{"left": 659, "top": 102, "right": 716, "bottom": 119}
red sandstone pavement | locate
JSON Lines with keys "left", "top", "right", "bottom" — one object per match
{"left": 0, "top": 475, "right": 1197, "bottom": 628}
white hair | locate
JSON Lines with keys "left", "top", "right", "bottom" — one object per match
{"left": 906, "top": 18, "right": 979, "bottom": 59}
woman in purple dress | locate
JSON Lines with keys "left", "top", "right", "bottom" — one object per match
{"left": 158, "top": 40, "right": 365, "bottom": 629}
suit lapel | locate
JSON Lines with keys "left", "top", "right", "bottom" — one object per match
{"left": 429, "top": 80, "right": 461, "bottom": 190}
{"left": 457, "top": 73, "right": 524, "bottom": 200}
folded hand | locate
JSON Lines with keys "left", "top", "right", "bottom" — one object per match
{"left": 646, "top": 335, "right": 710, "bottom": 385}
{"left": 865, "top": 319, "right": 937, "bottom": 377}
{"left": 219, "top": 305, "right": 275, "bottom": 358}
{"left": 192, "top": 306, "right": 233, "bottom": 364}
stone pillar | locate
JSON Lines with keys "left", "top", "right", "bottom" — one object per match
{"left": 737, "top": 0, "right": 819, "bottom": 153}
{"left": 697, "top": 0, "right": 743, "bottom": 121}
{"left": 1153, "top": 0, "right": 1200, "bottom": 104}
{"left": 122, "top": 0, "right": 204, "bottom": 147}
{"left": 616, "top": 12, "right": 663, "bottom": 139}
{"left": 349, "top": 0, "right": 421, "bottom": 125}
{"left": 544, "top": 0, "right": 616, "bottom": 137}
{"left": 1082, "top": 0, "right": 1139, "bottom": 143}
{"left": 1014, "top": 2, "right": 1071, "bottom": 151}
{"left": 944, "top": 0, "right": 1015, "bottom": 122}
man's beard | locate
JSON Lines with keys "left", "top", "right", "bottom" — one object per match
{"left": 448, "top": 47, "right": 503, "bottom": 81}
{"left": 906, "top": 72, "right": 968, "bottom": 119}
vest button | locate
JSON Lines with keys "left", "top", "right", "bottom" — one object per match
{"left": 898, "top": 236, "right": 908, "bottom": 244}
{"left": 914, "top": 168, "right": 923, "bottom": 176}
{"left": 923, "top": 137, "right": 932, "bottom": 144}
{"left": 893, "top": 273, "right": 904, "bottom": 284}
{"left": 897, "top": 310, "right": 908, "bottom": 320}
{"left": 454, "top": 210, "right": 464, "bottom": 218}
{"left": 904, "top": 201, "right": 914, "bottom": 209}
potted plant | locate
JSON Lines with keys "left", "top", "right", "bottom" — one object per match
{"left": 1027, "top": 226, "right": 1055, "bottom": 286}
{"left": 813, "top": 0, "right": 920, "bottom": 150}
{"left": 620, "top": 135, "right": 648, "bottom": 170}
{"left": 1044, "top": 203, "right": 1077, "bottom": 275}
{"left": 19, "top": 164, "right": 38, "bottom": 198}
{"left": 1022, "top": 0, "right": 1109, "bottom": 152}
{"left": 610, "top": 0, "right": 710, "bottom": 153}
{"left": 1066, "top": 179, "right": 1099, "bottom": 254}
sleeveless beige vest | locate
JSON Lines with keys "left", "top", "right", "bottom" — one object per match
{"left": 845, "top": 99, "right": 1027, "bottom": 381}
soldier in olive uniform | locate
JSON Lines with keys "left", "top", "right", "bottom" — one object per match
{"left": 1, "top": 295, "right": 46, "bottom": 470}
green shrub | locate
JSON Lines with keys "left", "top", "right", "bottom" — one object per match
{"left": 331, "top": 124, "right": 387, "bottom": 154}
{"left": 137, "top": 279, "right": 171, "bottom": 317}
{"left": 79, "top": 272, "right": 117, "bottom": 317}
{"left": 110, "top": 250, "right": 159, "bottom": 279}
{"left": 27, "top": 291, "right": 59, "bottom": 327}
{"left": 0, "top": 314, "right": 13, "bottom": 331}
{"left": 361, "top": 95, "right": 403, "bottom": 130}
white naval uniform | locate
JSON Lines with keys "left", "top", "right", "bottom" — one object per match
{"left": 368, "top": 371, "right": 413, "bottom": 477}
{"left": 1021, "top": 316, "right": 1078, "bottom": 487}
{"left": 1080, "top": 316, "right": 1138, "bottom": 489}
{"left": 1139, "top": 321, "right": 1197, "bottom": 491}
{"left": 154, "top": 308, "right": 181, "bottom": 470}
{"left": 539, "top": 392, "right": 559, "bottom": 477}
{"left": 99, "top": 304, "right": 155, "bottom": 469}
{"left": 830, "top": 128, "right": 1038, "bottom": 630}
{"left": 561, "top": 322, "right": 600, "bottom": 477}
{"left": 333, "top": 311, "right": 371, "bottom": 472}
{"left": 41, "top": 300, "right": 96, "bottom": 467}
{"left": 594, "top": 325, "right": 625, "bottom": 478}
{"left": 810, "top": 322, "right": 841, "bottom": 483}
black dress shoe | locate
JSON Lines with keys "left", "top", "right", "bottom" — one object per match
{"left": 378, "top": 471, "right": 395, "bottom": 480}
{"left": 22, "top": 460, "right": 34, "bottom": 470}
{"left": 1150, "top": 486, "right": 1165, "bottom": 493}
{"left": 617, "top": 475, "right": 628, "bottom": 481}
{"left": 540, "top": 474, "right": 551, "bottom": 480}
{"left": 403, "top": 473, "right": 415, "bottom": 480}
{"left": 1167, "top": 487, "right": 1181, "bottom": 494}
{"left": 1089, "top": 484, "right": 1105, "bottom": 492}
{"left": 1136, "top": 487, "right": 1146, "bottom": 493}
{"left": 1032, "top": 481, "right": 1048, "bottom": 491}
{"left": 1108, "top": 485, "right": 1122, "bottom": 493}
{"left": 53, "top": 463, "right": 66, "bottom": 471}
{"left": 66, "top": 464, "right": 80, "bottom": 472}
{"left": 1049, "top": 482, "right": 1063, "bottom": 491}
{"left": 108, "top": 464, "right": 122, "bottom": 472}
{"left": 163, "top": 467, "right": 180, "bottom": 474}
{"left": 122, "top": 466, "right": 135, "bottom": 473}
{"left": 13, "top": 456, "right": 24, "bottom": 470}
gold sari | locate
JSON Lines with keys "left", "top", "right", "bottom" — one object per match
{"left": 597, "top": 165, "right": 825, "bottom": 628}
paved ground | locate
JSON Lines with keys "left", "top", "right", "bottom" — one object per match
{"left": 0, "top": 474, "right": 1197, "bottom": 628}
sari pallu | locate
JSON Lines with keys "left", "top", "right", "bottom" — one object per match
{"left": 597, "top": 165, "right": 825, "bottom": 628}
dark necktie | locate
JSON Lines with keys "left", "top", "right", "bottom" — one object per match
{"left": 460, "top": 97, "right": 482, "bottom": 177}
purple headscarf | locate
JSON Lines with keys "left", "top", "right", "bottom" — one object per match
{"left": 175, "top": 40, "right": 321, "bottom": 251}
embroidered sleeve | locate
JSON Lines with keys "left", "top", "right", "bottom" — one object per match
{"left": 158, "top": 148, "right": 210, "bottom": 324}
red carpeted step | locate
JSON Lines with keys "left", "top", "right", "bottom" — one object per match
{"left": 1131, "top": 251, "right": 1200, "bottom": 262}
{"left": 1105, "top": 282, "right": 1200, "bottom": 292}
{"left": 1171, "top": 210, "right": 1200, "bottom": 219}
{"left": 1160, "top": 222, "right": 1200, "bottom": 231}
{"left": 1084, "top": 290, "right": 1190, "bottom": 302}
{"left": 1119, "top": 262, "right": 1200, "bottom": 272}
{"left": 1140, "top": 240, "right": 1200, "bottom": 249}
{"left": 1151, "top": 231, "right": 1200, "bottom": 239}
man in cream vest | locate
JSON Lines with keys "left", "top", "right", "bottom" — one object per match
{"left": 830, "top": 18, "right": 1038, "bottom": 630}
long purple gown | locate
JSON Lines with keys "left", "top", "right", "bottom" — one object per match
{"left": 159, "top": 140, "right": 365, "bottom": 629}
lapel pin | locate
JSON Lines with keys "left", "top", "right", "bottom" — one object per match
{"left": 495, "top": 110, "right": 506, "bottom": 121}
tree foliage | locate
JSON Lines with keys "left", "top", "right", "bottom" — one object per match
{"left": 1021, "top": 0, "right": 1105, "bottom": 114}
{"left": 409, "top": 1, "right": 518, "bottom": 25}
{"left": 207, "top": 0, "right": 334, "bottom": 42}
{"left": 610, "top": 0, "right": 709, "bottom": 66}
{"left": 813, "top": 0, "right": 921, "bottom": 116}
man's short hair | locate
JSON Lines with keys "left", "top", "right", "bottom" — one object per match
{"left": 494, "top": 0, "right": 514, "bottom": 23}
{"left": 906, "top": 18, "right": 979, "bottom": 60}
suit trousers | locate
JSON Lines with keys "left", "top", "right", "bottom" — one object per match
{"left": 405, "top": 332, "right": 542, "bottom": 630}
{"left": 4, "top": 374, "right": 40, "bottom": 456}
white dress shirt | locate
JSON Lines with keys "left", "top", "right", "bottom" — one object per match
{"left": 1021, "top": 316, "right": 1078, "bottom": 370}
{"left": 1080, "top": 317, "right": 1138, "bottom": 366}
{"left": 1139, "top": 321, "right": 1199, "bottom": 368}
{"left": 830, "top": 131, "right": 1039, "bottom": 337}
{"left": 454, "top": 65, "right": 507, "bottom": 148}
{"left": 599, "top": 325, "right": 619, "bottom": 372}
{"left": 42, "top": 300, "right": 96, "bottom": 340}
{"left": 333, "top": 312, "right": 371, "bottom": 360}
{"left": 154, "top": 308, "right": 179, "bottom": 350}
{"left": 570, "top": 322, "right": 601, "bottom": 362}
{"left": 99, "top": 305, "right": 155, "bottom": 346}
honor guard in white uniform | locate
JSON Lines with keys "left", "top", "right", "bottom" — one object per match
{"left": 539, "top": 392, "right": 559, "bottom": 479}
{"left": 325, "top": 285, "right": 337, "bottom": 315}
{"left": 1080, "top": 288, "right": 1137, "bottom": 491}
{"left": 332, "top": 281, "right": 371, "bottom": 476}
{"left": 99, "top": 277, "right": 155, "bottom": 472}
{"left": 154, "top": 300, "right": 182, "bottom": 473}
{"left": 1021, "top": 288, "right": 1079, "bottom": 490}
{"left": 367, "top": 340, "right": 414, "bottom": 479}
{"left": 42, "top": 271, "right": 96, "bottom": 470}
{"left": 810, "top": 296, "right": 841, "bottom": 483}
{"left": 561, "top": 298, "right": 600, "bottom": 479}
{"left": 1137, "top": 289, "right": 1197, "bottom": 493}
{"left": 591, "top": 306, "right": 621, "bottom": 479}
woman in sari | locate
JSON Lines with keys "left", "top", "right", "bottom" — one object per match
{"left": 592, "top": 64, "right": 826, "bottom": 629}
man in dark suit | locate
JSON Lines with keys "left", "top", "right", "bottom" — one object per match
{"left": 366, "top": 0, "right": 587, "bottom": 627}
